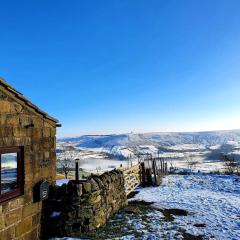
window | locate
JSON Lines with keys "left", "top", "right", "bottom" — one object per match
{"left": 0, "top": 147, "right": 24, "bottom": 203}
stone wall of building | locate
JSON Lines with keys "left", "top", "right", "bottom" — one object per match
{"left": 41, "top": 169, "right": 128, "bottom": 239}
{"left": 0, "top": 85, "right": 57, "bottom": 240}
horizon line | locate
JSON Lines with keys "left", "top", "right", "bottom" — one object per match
{"left": 57, "top": 128, "right": 240, "bottom": 139}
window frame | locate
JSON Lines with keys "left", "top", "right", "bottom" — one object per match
{"left": 0, "top": 147, "right": 24, "bottom": 203}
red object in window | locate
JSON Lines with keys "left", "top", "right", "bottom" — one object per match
{"left": 0, "top": 147, "right": 24, "bottom": 203}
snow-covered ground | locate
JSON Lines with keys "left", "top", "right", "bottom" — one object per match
{"left": 79, "top": 158, "right": 135, "bottom": 173}
{"left": 131, "top": 173, "right": 240, "bottom": 240}
{"left": 170, "top": 158, "right": 226, "bottom": 172}
{"left": 53, "top": 131, "right": 240, "bottom": 239}
{"left": 51, "top": 173, "right": 240, "bottom": 239}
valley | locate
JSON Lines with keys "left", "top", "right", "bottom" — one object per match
{"left": 57, "top": 130, "right": 240, "bottom": 173}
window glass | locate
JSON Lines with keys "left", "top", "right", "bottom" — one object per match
{"left": 1, "top": 153, "right": 18, "bottom": 194}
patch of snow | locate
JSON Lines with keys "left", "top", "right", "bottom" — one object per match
{"left": 49, "top": 238, "right": 87, "bottom": 240}
{"left": 127, "top": 219, "right": 145, "bottom": 230}
{"left": 119, "top": 235, "right": 135, "bottom": 240}
{"left": 56, "top": 179, "right": 69, "bottom": 186}
{"left": 167, "top": 144, "right": 206, "bottom": 151}
{"left": 50, "top": 212, "right": 61, "bottom": 218}
{"left": 131, "top": 173, "right": 240, "bottom": 240}
{"left": 208, "top": 144, "right": 221, "bottom": 150}
{"left": 110, "top": 146, "right": 133, "bottom": 159}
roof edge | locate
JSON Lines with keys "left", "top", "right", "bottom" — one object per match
{"left": 0, "top": 77, "right": 59, "bottom": 124}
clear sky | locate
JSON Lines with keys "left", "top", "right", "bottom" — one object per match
{"left": 1, "top": 0, "right": 240, "bottom": 137}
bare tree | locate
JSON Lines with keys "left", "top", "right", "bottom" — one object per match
{"left": 186, "top": 154, "right": 198, "bottom": 171}
{"left": 58, "top": 157, "right": 71, "bottom": 179}
{"left": 169, "top": 158, "right": 176, "bottom": 173}
{"left": 221, "top": 154, "right": 239, "bottom": 174}
{"left": 57, "top": 151, "right": 79, "bottom": 179}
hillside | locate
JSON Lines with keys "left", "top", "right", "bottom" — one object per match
{"left": 58, "top": 130, "right": 240, "bottom": 159}
{"left": 59, "top": 130, "right": 240, "bottom": 147}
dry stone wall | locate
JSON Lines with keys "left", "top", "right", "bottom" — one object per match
{"left": 0, "top": 86, "right": 57, "bottom": 240}
{"left": 41, "top": 169, "right": 128, "bottom": 239}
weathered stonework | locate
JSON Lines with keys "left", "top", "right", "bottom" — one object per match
{"left": 41, "top": 170, "right": 128, "bottom": 239}
{"left": 0, "top": 78, "right": 58, "bottom": 240}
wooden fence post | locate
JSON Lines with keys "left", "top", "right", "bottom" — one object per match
{"left": 152, "top": 159, "right": 157, "bottom": 186}
{"left": 75, "top": 159, "right": 79, "bottom": 181}
{"left": 140, "top": 162, "right": 146, "bottom": 187}
{"left": 165, "top": 162, "right": 168, "bottom": 173}
{"left": 146, "top": 169, "right": 153, "bottom": 186}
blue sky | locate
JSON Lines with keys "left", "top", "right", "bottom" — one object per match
{"left": 1, "top": 0, "right": 240, "bottom": 137}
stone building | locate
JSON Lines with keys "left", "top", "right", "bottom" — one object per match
{"left": 0, "top": 78, "right": 59, "bottom": 239}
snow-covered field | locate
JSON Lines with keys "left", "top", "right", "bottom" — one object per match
{"left": 131, "top": 173, "right": 240, "bottom": 240}
{"left": 79, "top": 158, "right": 134, "bottom": 173}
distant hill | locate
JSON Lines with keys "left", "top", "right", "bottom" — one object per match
{"left": 58, "top": 130, "right": 240, "bottom": 149}
{"left": 58, "top": 130, "right": 240, "bottom": 160}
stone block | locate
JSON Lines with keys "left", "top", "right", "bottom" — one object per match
{"left": 93, "top": 209, "right": 106, "bottom": 228}
{"left": 78, "top": 207, "right": 93, "bottom": 219}
{"left": 15, "top": 216, "right": 32, "bottom": 237}
{"left": 9, "top": 198, "right": 23, "bottom": 210}
{"left": 0, "top": 226, "right": 15, "bottom": 240}
{"left": 23, "top": 203, "right": 39, "bottom": 218}
{"left": 19, "top": 115, "right": 32, "bottom": 127}
{"left": 110, "top": 173, "right": 117, "bottom": 181}
{"left": 2, "top": 137, "right": 14, "bottom": 146}
{"left": 22, "top": 137, "right": 31, "bottom": 145}
{"left": 94, "top": 178, "right": 104, "bottom": 189}
{"left": 0, "top": 100, "right": 11, "bottom": 113}
{"left": 88, "top": 194, "right": 101, "bottom": 205}
{"left": 32, "top": 213, "right": 40, "bottom": 227}
{"left": 90, "top": 179, "right": 99, "bottom": 191}
{"left": 44, "top": 151, "right": 50, "bottom": 159}
{"left": 82, "top": 182, "right": 92, "bottom": 193}
{"left": 31, "top": 128, "right": 43, "bottom": 138}
{"left": 23, "top": 227, "right": 38, "bottom": 240}
{"left": 13, "top": 137, "right": 22, "bottom": 146}
{"left": 13, "top": 127, "right": 26, "bottom": 137}
{"left": 32, "top": 117, "right": 43, "bottom": 128}
{"left": 0, "top": 215, "right": 5, "bottom": 231}
{"left": 12, "top": 102, "right": 23, "bottom": 113}
{"left": 5, "top": 208, "right": 22, "bottom": 226}
{"left": 0, "top": 114, "right": 6, "bottom": 125}
{"left": 6, "top": 115, "right": 19, "bottom": 126}
{"left": 2, "top": 202, "right": 9, "bottom": 214}
{"left": 43, "top": 127, "right": 51, "bottom": 137}
{"left": 50, "top": 127, "right": 56, "bottom": 137}
{"left": 0, "top": 127, "right": 12, "bottom": 137}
